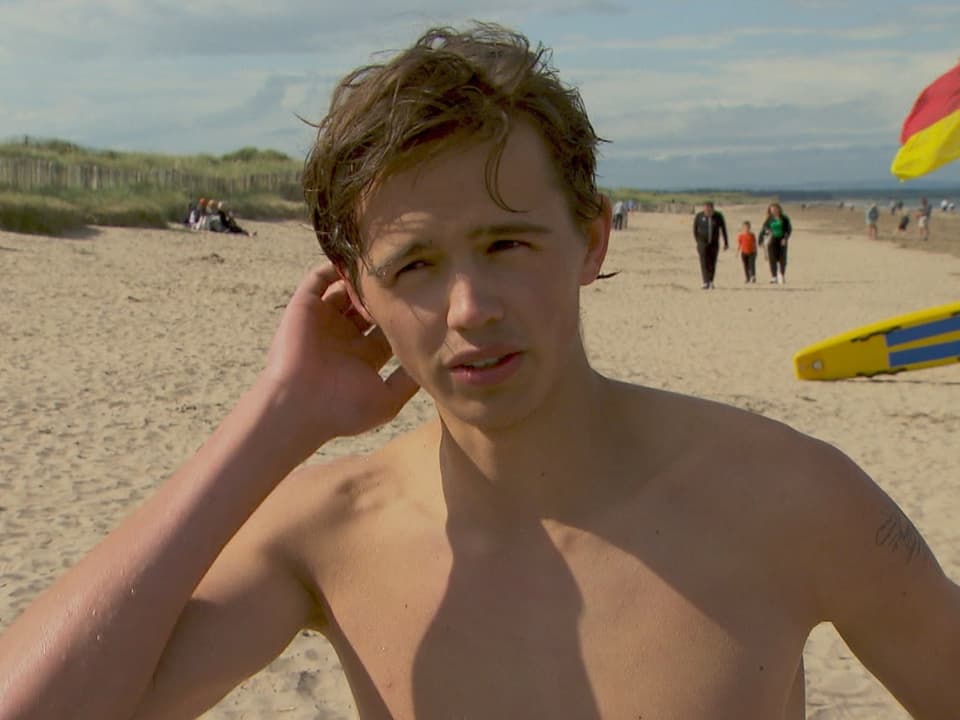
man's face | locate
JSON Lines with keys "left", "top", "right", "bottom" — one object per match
{"left": 349, "top": 122, "right": 608, "bottom": 430}
{"left": 703, "top": 204, "right": 714, "bottom": 216}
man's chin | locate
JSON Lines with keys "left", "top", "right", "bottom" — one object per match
{"left": 434, "top": 395, "right": 540, "bottom": 435}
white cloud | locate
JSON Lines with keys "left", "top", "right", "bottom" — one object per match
{"left": 577, "top": 47, "right": 958, "bottom": 118}
{"left": 555, "top": 33, "right": 734, "bottom": 53}
{"left": 0, "top": 1, "right": 615, "bottom": 60}
{"left": 1, "top": 1, "right": 957, "bottom": 186}
{"left": 912, "top": 3, "right": 960, "bottom": 18}
{"left": 553, "top": 20, "right": 951, "bottom": 56}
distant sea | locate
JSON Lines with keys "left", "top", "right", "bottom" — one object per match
{"left": 774, "top": 187, "right": 960, "bottom": 210}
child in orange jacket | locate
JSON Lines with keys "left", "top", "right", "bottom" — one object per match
{"left": 737, "top": 221, "right": 758, "bottom": 283}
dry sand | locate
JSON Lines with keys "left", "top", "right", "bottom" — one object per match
{"left": 0, "top": 204, "right": 957, "bottom": 718}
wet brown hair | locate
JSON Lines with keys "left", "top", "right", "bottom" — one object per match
{"left": 303, "top": 22, "right": 605, "bottom": 285}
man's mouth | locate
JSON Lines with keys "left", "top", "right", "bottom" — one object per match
{"left": 460, "top": 356, "right": 507, "bottom": 369}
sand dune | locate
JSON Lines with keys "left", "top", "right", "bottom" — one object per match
{"left": 1, "top": 204, "right": 957, "bottom": 718}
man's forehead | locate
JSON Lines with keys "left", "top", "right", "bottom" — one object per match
{"left": 362, "top": 211, "right": 436, "bottom": 253}
{"left": 360, "top": 152, "right": 558, "bottom": 241}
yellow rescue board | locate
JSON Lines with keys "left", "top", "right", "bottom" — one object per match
{"left": 794, "top": 301, "right": 960, "bottom": 380}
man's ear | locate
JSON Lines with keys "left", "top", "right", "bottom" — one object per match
{"left": 335, "top": 265, "right": 375, "bottom": 324}
{"left": 579, "top": 194, "right": 612, "bottom": 286}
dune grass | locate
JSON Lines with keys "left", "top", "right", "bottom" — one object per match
{"left": 0, "top": 139, "right": 309, "bottom": 235}
{"left": 0, "top": 138, "right": 765, "bottom": 236}
{"left": 0, "top": 188, "right": 307, "bottom": 236}
{"left": 0, "top": 139, "right": 302, "bottom": 178}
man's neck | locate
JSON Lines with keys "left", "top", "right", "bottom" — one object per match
{"left": 435, "top": 360, "right": 625, "bottom": 521}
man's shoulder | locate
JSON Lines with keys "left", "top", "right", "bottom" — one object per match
{"left": 272, "top": 421, "right": 440, "bottom": 527}
{"left": 657, "top": 391, "right": 871, "bottom": 527}
{"left": 615, "top": 382, "right": 871, "bottom": 542}
{"left": 687, "top": 399, "right": 874, "bottom": 546}
{"left": 618, "top": 383, "right": 858, "bottom": 499}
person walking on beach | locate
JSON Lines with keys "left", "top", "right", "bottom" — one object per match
{"left": 612, "top": 199, "right": 625, "bottom": 230}
{"left": 865, "top": 202, "right": 879, "bottom": 240}
{"left": 917, "top": 196, "right": 932, "bottom": 240}
{"left": 898, "top": 213, "right": 911, "bottom": 233}
{"left": 692, "top": 200, "right": 728, "bottom": 289}
{"left": 759, "top": 202, "right": 792, "bottom": 284}
{"left": 2, "top": 23, "right": 959, "bottom": 720}
{"left": 737, "top": 220, "right": 758, "bottom": 283}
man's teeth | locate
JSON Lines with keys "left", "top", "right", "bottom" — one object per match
{"left": 465, "top": 357, "right": 501, "bottom": 369}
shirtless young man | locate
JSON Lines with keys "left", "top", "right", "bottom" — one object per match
{"left": 1, "top": 24, "right": 958, "bottom": 720}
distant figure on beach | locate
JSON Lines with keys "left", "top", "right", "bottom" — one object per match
{"left": 611, "top": 199, "right": 626, "bottom": 230}
{"left": 205, "top": 199, "right": 225, "bottom": 232}
{"left": 692, "top": 200, "right": 728, "bottom": 289}
{"left": 916, "top": 197, "right": 932, "bottom": 240}
{"left": 182, "top": 201, "right": 196, "bottom": 226}
{"left": 736, "top": 220, "right": 757, "bottom": 283}
{"left": 3, "top": 23, "right": 958, "bottom": 720}
{"left": 215, "top": 201, "right": 253, "bottom": 236}
{"left": 188, "top": 197, "right": 206, "bottom": 227}
{"left": 191, "top": 197, "right": 211, "bottom": 230}
{"left": 865, "top": 202, "right": 879, "bottom": 240}
{"left": 759, "top": 202, "right": 792, "bottom": 284}
{"left": 898, "top": 213, "right": 911, "bottom": 232}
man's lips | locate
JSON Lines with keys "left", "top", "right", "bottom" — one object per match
{"left": 446, "top": 351, "right": 524, "bottom": 387}
{"left": 446, "top": 348, "right": 521, "bottom": 370}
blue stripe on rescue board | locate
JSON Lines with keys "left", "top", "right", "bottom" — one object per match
{"left": 885, "top": 315, "right": 960, "bottom": 347}
{"left": 888, "top": 340, "right": 960, "bottom": 367}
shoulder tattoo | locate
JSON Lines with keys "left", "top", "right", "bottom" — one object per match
{"left": 875, "top": 505, "right": 933, "bottom": 566}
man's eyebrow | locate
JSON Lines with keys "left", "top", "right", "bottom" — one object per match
{"left": 367, "top": 223, "right": 550, "bottom": 278}
{"left": 466, "top": 222, "right": 551, "bottom": 238}
{"left": 367, "top": 241, "right": 432, "bottom": 279}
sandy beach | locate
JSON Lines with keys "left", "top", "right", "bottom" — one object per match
{"left": 1, "top": 203, "right": 957, "bottom": 718}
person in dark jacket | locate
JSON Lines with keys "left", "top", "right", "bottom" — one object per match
{"left": 215, "top": 202, "right": 252, "bottom": 236}
{"left": 692, "top": 201, "right": 728, "bottom": 289}
{"left": 758, "top": 203, "right": 792, "bottom": 284}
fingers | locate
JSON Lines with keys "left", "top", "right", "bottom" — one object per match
{"left": 321, "top": 277, "right": 354, "bottom": 313}
{"left": 296, "top": 264, "right": 341, "bottom": 301}
{"left": 315, "top": 266, "right": 376, "bottom": 332}
{"left": 301, "top": 265, "right": 374, "bottom": 333}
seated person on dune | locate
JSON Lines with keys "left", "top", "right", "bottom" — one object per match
{"left": 214, "top": 201, "right": 252, "bottom": 236}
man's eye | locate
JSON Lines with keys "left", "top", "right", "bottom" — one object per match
{"left": 489, "top": 239, "right": 524, "bottom": 252}
{"left": 396, "top": 259, "right": 429, "bottom": 276}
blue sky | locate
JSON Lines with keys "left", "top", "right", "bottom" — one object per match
{"left": 2, "top": 0, "right": 959, "bottom": 189}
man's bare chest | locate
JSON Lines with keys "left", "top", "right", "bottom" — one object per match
{"left": 309, "top": 518, "right": 808, "bottom": 719}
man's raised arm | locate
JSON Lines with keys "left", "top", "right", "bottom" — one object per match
{"left": 0, "top": 266, "right": 417, "bottom": 720}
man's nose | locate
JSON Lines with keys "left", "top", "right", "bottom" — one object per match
{"left": 445, "top": 268, "right": 504, "bottom": 330}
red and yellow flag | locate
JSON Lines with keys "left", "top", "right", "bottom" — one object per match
{"left": 890, "top": 63, "right": 960, "bottom": 180}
